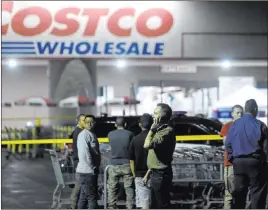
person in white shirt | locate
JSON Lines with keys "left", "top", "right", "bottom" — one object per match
{"left": 76, "top": 115, "right": 101, "bottom": 209}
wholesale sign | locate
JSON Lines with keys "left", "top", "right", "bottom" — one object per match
{"left": 1, "top": 1, "right": 177, "bottom": 58}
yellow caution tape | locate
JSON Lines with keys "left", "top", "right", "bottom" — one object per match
{"left": 176, "top": 135, "right": 222, "bottom": 141}
{"left": 1, "top": 135, "right": 223, "bottom": 145}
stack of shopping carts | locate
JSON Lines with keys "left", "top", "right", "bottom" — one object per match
{"left": 47, "top": 145, "right": 225, "bottom": 209}
{"left": 170, "top": 146, "right": 225, "bottom": 208}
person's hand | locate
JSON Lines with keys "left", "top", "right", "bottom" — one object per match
{"left": 143, "top": 174, "right": 149, "bottom": 185}
{"left": 150, "top": 117, "right": 161, "bottom": 132}
{"left": 93, "top": 167, "right": 99, "bottom": 175}
{"left": 142, "top": 170, "right": 151, "bottom": 185}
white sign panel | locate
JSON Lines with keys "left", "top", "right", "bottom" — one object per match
{"left": 218, "top": 76, "right": 255, "bottom": 100}
{"left": 1, "top": 1, "right": 180, "bottom": 58}
{"left": 161, "top": 65, "right": 197, "bottom": 73}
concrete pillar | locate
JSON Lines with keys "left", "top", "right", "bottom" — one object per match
{"left": 48, "top": 60, "right": 69, "bottom": 99}
{"left": 48, "top": 59, "right": 97, "bottom": 125}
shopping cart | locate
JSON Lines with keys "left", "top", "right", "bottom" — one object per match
{"left": 51, "top": 144, "right": 253, "bottom": 209}
{"left": 46, "top": 149, "right": 76, "bottom": 209}
{"left": 170, "top": 147, "right": 225, "bottom": 208}
{"left": 101, "top": 146, "right": 225, "bottom": 209}
{"left": 47, "top": 148, "right": 111, "bottom": 209}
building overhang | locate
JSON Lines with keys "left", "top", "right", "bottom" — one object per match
{"left": 2, "top": 58, "right": 267, "bottom": 68}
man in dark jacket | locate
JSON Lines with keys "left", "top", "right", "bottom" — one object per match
{"left": 225, "top": 99, "right": 268, "bottom": 209}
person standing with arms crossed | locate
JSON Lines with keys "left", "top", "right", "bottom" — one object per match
{"left": 70, "top": 114, "right": 86, "bottom": 209}
{"left": 143, "top": 103, "right": 176, "bottom": 209}
{"left": 76, "top": 115, "right": 101, "bottom": 209}
{"left": 220, "top": 105, "right": 243, "bottom": 209}
{"left": 129, "top": 114, "right": 153, "bottom": 209}
{"left": 225, "top": 99, "right": 268, "bottom": 209}
{"left": 107, "top": 117, "right": 135, "bottom": 209}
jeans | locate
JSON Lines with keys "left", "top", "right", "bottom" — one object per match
{"left": 224, "top": 166, "right": 234, "bottom": 209}
{"left": 135, "top": 177, "right": 151, "bottom": 209}
{"left": 150, "top": 167, "right": 173, "bottom": 209}
{"left": 77, "top": 173, "right": 99, "bottom": 209}
{"left": 232, "top": 158, "right": 267, "bottom": 209}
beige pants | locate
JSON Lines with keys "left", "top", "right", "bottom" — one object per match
{"left": 224, "top": 166, "right": 234, "bottom": 209}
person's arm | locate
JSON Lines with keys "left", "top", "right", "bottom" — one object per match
{"left": 130, "top": 160, "right": 135, "bottom": 177}
{"left": 220, "top": 124, "right": 228, "bottom": 144}
{"left": 144, "top": 128, "right": 170, "bottom": 149}
{"left": 87, "top": 133, "right": 99, "bottom": 155}
{"left": 85, "top": 132, "right": 101, "bottom": 169}
{"left": 144, "top": 119, "right": 160, "bottom": 149}
{"left": 144, "top": 130, "right": 155, "bottom": 149}
{"left": 107, "top": 132, "right": 112, "bottom": 146}
{"left": 260, "top": 122, "right": 268, "bottom": 159}
{"left": 224, "top": 125, "right": 235, "bottom": 160}
{"left": 129, "top": 138, "right": 136, "bottom": 177}
{"left": 142, "top": 169, "right": 151, "bottom": 184}
{"left": 69, "top": 130, "right": 74, "bottom": 139}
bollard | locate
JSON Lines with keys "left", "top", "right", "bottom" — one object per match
{"left": 24, "top": 127, "right": 31, "bottom": 157}
{"left": 58, "top": 126, "right": 64, "bottom": 150}
{"left": 67, "top": 126, "right": 73, "bottom": 137}
{"left": 25, "top": 142, "right": 30, "bottom": 155}
{"left": 17, "top": 129, "right": 23, "bottom": 154}
{"left": 30, "top": 126, "right": 37, "bottom": 158}
{"left": 60, "top": 126, "right": 68, "bottom": 150}
{"left": 52, "top": 126, "right": 57, "bottom": 150}
{"left": 3, "top": 129, "right": 11, "bottom": 151}
{"left": 35, "top": 117, "right": 44, "bottom": 158}
{"left": 9, "top": 128, "right": 16, "bottom": 154}
{"left": 20, "top": 128, "right": 26, "bottom": 152}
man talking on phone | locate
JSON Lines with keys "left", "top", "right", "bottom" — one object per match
{"left": 143, "top": 103, "right": 176, "bottom": 209}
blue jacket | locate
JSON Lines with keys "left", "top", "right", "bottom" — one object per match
{"left": 225, "top": 114, "right": 268, "bottom": 160}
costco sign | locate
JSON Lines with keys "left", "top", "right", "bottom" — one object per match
{"left": 1, "top": 1, "right": 176, "bottom": 58}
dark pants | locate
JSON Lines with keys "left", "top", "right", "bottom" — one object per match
{"left": 232, "top": 158, "right": 267, "bottom": 209}
{"left": 77, "top": 173, "right": 99, "bottom": 209}
{"left": 150, "top": 166, "right": 173, "bottom": 209}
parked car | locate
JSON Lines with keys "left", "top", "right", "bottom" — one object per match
{"left": 94, "top": 113, "right": 223, "bottom": 146}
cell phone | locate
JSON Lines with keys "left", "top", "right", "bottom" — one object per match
{"left": 154, "top": 116, "right": 161, "bottom": 124}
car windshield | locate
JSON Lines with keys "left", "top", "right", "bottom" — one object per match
{"left": 198, "top": 123, "right": 221, "bottom": 135}
{"left": 94, "top": 122, "right": 116, "bottom": 137}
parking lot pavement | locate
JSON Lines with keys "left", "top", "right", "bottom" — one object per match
{"left": 1, "top": 154, "right": 57, "bottom": 209}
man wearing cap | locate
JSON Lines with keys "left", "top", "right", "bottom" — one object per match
{"left": 225, "top": 99, "right": 268, "bottom": 209}
{"left": 129, "top": 114, "right": 153, "bottom": 209}
{"left": 220, "top": 105, "right": 243, "bottom": 209}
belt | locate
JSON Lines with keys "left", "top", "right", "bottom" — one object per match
{"left": 151, "top": 165, "right": 172, "bottom": 172}
{"left": 236, "top": 153, "right": 262, "bottom": 159}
